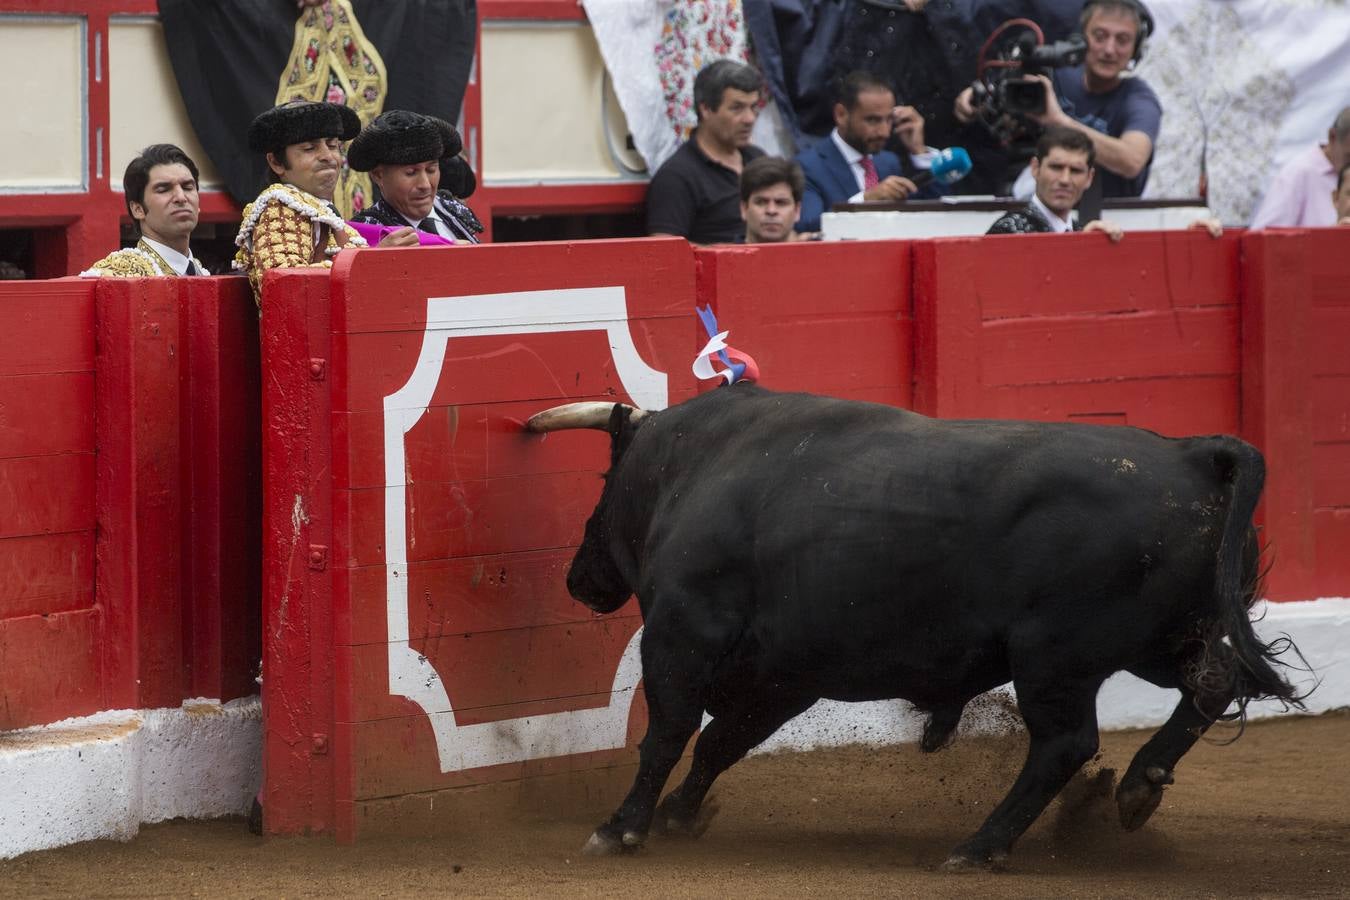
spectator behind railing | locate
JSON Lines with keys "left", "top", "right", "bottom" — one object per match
{"left": 986, "top": 127, "right": 1122, "bottom": 241}
{"left": 1250, "top": 107, "right": 1350, "bottom": 229}
{"left": 795, "top": 71, "right": 952, "bottom": 234}
{"left": 737, "top": 156, "right": 816, "bottom": 244}
{"left": 957, "top": 0, "right": 1161, "bottom": 199}
{"left": 1335, "top": 163, "right": 1350, "bottom": 226}
{"left": 647, "top": 60, "right": 766, "bottom": 245}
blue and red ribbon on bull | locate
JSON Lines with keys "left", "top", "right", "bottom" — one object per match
{"left": 693, "top": 306, "right": 759, "bottom": 385}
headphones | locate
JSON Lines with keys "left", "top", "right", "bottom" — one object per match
{"left": 1079, "top": 0, "right": 1154, "bottom": 64}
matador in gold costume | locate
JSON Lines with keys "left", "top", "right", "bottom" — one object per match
{"left": 83, "top": 144, "right": 209, "bottom": 277}
{"left": 234, "top": 100, "right": 370, "bottom": 303}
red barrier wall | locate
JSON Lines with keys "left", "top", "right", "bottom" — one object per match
{"left": 0, "top": 280, "right": 99, "bottom": 726}
{"left": 255, "top": 231, "right": 1350, "bottom": 841}
{"left": 1242, "top": 230, "right": 1350, "bottom": 598}
{"left": 912, "top": 230, "right": 1242, "bottom": 435}
{"left": 0, "top": 277, "right": 260, "bottom": 729}
{"left": 6, "top": 226, "right": 1347, "bottom": 831}
{"left": 695, "top": 240, "right": 914, "bottom": 406}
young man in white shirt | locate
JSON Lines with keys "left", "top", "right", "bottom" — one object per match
{"left": 987, "top": 127, "right": 1121, "bottom": 239}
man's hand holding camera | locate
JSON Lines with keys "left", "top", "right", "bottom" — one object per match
{"left": 1026, "top": 74, "right": 1067, "bottom": 129}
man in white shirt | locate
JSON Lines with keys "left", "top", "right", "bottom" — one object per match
{"left": 986, "top": 127, "right": 1121, "bottom": 240}
{"left": 1250, "top": 108, "right": 1350, "bottom": 229}
{"left": 82, "top": 144, "right": 209, "bottom": 277}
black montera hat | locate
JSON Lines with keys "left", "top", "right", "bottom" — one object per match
{"left": 440, "top": 155, "right": 477, "bottom": 198}
{"left": 246, "top": 100, "right": 361, "bottom": 153}
{"left": 346, "top": 110, "right": 463, "bottom": 172}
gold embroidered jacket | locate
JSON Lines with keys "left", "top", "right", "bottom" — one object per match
{"left": 233, "top": 182, "right": 366, "bottom": 304}
{"left": 81, "top": 239, "right": 179, "bottom": 277}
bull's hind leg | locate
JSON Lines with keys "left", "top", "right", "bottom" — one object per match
{"left": 1117, "top": 657, "right": 1237, "bottom": 831}
{"left": 653, "top": 694, "right": 815, "bottom": 836}
{"left": 944, "top": 676, "right": 1104, "bottom": 871}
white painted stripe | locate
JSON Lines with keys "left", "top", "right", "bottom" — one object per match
{"left": 382, "top": 286, "right": 667, "bottom": 772}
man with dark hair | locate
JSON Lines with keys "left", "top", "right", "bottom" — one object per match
{"left": 986, "top": 127, "right": 1121, "bottom": 239}
{"left": 234, "top": 100, "right": 410, "bottom": 303}
{"left": 738, "top": 156, "right": 806, "bottom": 244}
{"left": 82, "top": 144, "right": 207, "bottom": 277}
{"left": 795, "top": 71, "right": 953, "bottom": 232}
{"left": 1252, "top": 107, "right": 1350, "bottom": 229}
{"left": 348, "top": 110, "right": 483, "bottom": 245}
{"left": 646, "top": 59, "right": 766, "bottom": 244}
{"left": 956, "top": 0, "right": 1161, "bottom": 198}
{"left": 1335, "top": 163, "right": 1350, "bottom": 226}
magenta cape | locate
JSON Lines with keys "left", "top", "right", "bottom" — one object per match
{"left": 348, "top": 220, "right": 457, "bottom": 247}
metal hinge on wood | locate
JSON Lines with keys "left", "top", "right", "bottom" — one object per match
{"left": 308, "top": 545, "right": 328, "bottom": 571}
{"left": 309, "top": 358, "right": 326, "bottom": 380}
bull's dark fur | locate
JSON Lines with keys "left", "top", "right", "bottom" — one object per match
{"left": 558, "top": 384, "right": 1305, "bottom": 867}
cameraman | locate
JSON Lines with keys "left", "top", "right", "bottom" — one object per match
{"left": 955, "top": 0, "right": 1161, "bottom": 197}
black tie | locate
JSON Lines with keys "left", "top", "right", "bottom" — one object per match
{"left": 417, "top": 217, "right": 440, "bottom": 236}
{"left": 184, "top": 260, "right": 200, "bottom": 276}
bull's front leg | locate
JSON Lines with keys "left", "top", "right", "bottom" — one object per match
{"left": 943, "top": 676, "right": 1103, "bottom": 871}
{"left": 584, "top": 676, "right": 704, "bottom": 855}
{"left": 584, "top": 597, "right": 739, "bottom": 856}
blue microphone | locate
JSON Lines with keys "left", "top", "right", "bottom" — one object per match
{"left": 912, "top": 147, "right": 973, "bottom": 188}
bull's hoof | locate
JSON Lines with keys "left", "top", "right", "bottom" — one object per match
{"left": 653, "top": 797, "right": 720, "bottom": 838}
{"left": 940, "top": 846, "right": 1008, "bottom": 873}
{"left": 1116, "top": 767, "right": 1173, "bottom": 832}
{"left": 582, "top": 828, "right": 644, "bottom": 856}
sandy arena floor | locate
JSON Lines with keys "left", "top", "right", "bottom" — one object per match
{"left": 2, "top": 711, "right": 1347, "bottom": 899}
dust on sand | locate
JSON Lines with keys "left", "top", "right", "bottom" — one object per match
{"left": 3, "top": 712, "right": 1347, "bottom": 899}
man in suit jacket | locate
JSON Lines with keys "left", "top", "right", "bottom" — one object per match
{"left": 795, "top": 71, "right": 948, "bottom": 232}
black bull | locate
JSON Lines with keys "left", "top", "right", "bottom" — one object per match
{"left": 526, "top": 384, "right": 1304, "bottom": 869}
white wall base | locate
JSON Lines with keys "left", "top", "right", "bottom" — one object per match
{"left": 2, "top": 600, "right": 1343, "bottom": 857}
{"left": 755, "top": 597, "right": 1350, "bottom": 754}
{"left": 0, "top": 696, "right": 261, "bottom": 860}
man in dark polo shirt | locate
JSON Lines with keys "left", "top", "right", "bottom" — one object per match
{"left": 647, "top": 59, "right": 765, "bottom": 244}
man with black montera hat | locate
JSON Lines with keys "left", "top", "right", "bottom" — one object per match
{"left": 348, "top": 110, "right": 483, "bottom": 244}
{"left": 233, "top": 100, "right": 414, "bottom": 304}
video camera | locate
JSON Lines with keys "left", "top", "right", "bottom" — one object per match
{"left": 969, "top": 20, "right": 1085, "bottom": 140}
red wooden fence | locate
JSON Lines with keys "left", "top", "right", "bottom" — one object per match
{"left": 0, "top": 276, "right": 259, "bottom": 729}
{"left": 2, "top": 226, "right": 1347, "bottom": 840}
{"left": 0, "top": 280, "right": 99, "bottom": 725}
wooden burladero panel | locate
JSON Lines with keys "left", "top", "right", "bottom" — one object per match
{"left": 318, "top": 239, "right": 699, "bottom": 833}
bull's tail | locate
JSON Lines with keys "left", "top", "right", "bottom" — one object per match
{"left": 1197, "top": 438, "right": 1309, "bottom": 717}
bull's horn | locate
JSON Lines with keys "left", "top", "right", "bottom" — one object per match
{"left": 525, "top": 402, "right": 648, "bottom": 433}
